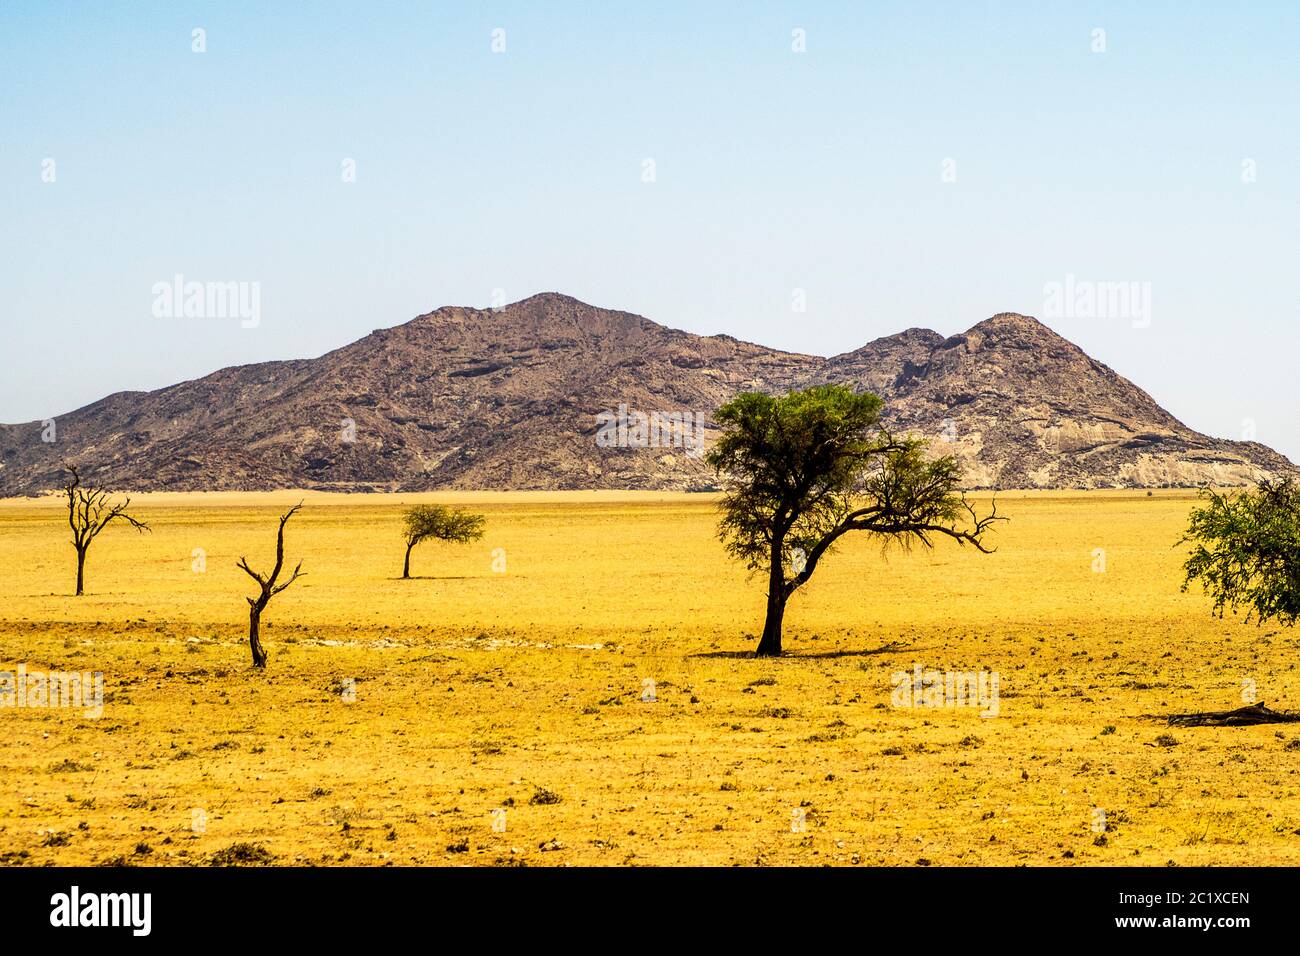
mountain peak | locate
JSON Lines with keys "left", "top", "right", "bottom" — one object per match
{"left": 979, "top": 310, "right": 1040, "bottom": 325}
{"left": 416, "top": 292, "right": 599, "bottom": 322}
{"left": 940, "top": 312, "right": 1082, "bottom": 359}
{"left": 965, "top": 312, "right": 1054, "bottom": 336}
{"left": 511, "top": 291, "right": 593, "bottom": 310}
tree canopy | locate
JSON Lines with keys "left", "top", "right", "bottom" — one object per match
{"left": 1181, "top": 478, "right": 1300, "bottom": 626}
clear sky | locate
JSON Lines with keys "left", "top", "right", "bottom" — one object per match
{"left": 2, "top": 2, "right": 1298, "bottom": 458}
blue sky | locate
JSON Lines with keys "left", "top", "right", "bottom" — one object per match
{"left": 2, "top": 1, "right": 1298, "bottom": 458}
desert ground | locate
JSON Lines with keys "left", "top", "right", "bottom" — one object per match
{"left": 0, "top": 489, "right": 1297, "bottom": 867}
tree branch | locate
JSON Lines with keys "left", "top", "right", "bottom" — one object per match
{"left": 236, "top": 556, "right": 267, "bottom": 588}
{"left": 270, "top": 561, "right": 305, "bottom": 596}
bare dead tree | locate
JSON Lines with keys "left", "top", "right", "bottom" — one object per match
{"left": 63, "top": 464, "right": 150, "bottom": 596}
{"left": 237, "top": 503, "right": 306, "bottom": 668}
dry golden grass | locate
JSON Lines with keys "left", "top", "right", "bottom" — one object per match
{"left": 1, "top": 489, "right": 1298, "bottom": 866}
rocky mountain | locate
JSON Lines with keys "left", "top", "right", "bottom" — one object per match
{"left": 0, "top": 293, "right": 1291, "bottom": 494}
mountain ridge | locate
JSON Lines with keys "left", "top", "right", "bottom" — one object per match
{"left": 0, "top": 293, "right": 1291, "bottom": 495}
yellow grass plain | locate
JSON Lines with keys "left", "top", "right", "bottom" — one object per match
{"left": 1, "top": 489, "right": 1298, "bottom": 866}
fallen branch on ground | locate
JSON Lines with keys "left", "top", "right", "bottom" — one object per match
{"left": 1146, "top": 703, "right": 1300, "bottom": 727}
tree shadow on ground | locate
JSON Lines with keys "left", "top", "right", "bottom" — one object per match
{"left": 689, "top": 641, "right": 911, "bottom": 660}
{"left": 788, "top": 642, "right": 916, "bottom": 659}
{"left": 389, "top": 575, "right": 472, "bottom": 581}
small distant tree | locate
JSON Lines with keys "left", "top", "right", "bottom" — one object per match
{"left": 237, "top": 503, "right": 306, "bottom": 668}
{"left": 1181, "top": 478, "right": 1300, "bottom": 626}
{"left": 63, "top": 464, "right": 150, "bottom": 596}
{"left": 401, "top": 505, "right": 486, "bottom": 578}
{"left": 707, "top": 385, "right": 1002, "bottom": 656}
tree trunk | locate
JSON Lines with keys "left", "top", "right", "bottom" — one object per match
{"left": 75, "top": 547, "right": 86, "bottom": 597}
{"left": 756, "top": 592, "right": 785, "bottom": 656}
{"left": 755, "top": 538, "right": 786, "bottom": 656}
{"left": 402, "top": 543, "right": 413, "bottom": 579}
{"left": 249, "top": 606, "right": 267, "bottom": 668}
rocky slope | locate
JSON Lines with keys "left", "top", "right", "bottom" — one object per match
{"left": 0, "top": 293, "right": 1290, "bottom": 494}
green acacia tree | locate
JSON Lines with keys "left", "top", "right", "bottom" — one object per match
{"left": 1181, "top": 478, "right": 1300, "bottom": 625}
{"left": 401, "top": 505, "right": 485, "bottom": 578}
{"left": 706, "top": 384, "right": 1002, "bottom": 656}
